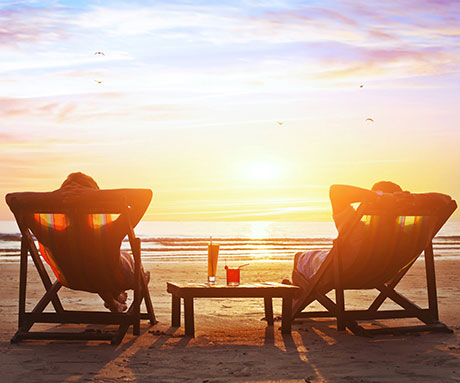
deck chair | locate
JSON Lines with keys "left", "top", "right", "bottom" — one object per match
{"left": 292, "top": 198, "right": 457, "bottom": 336}
{"left": 6, "top": 189, "right": 157, "bottom": 344}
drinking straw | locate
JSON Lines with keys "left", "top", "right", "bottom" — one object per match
{"left": 238, "top": 263, "right": 250, "bottom": 269}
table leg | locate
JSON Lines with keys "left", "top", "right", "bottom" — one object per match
{"left": 264, "top": 297, "right": 274, "bottom": 325}
{"left": 184, "top": 297, "right": 195, "bottom": 337}
{"left": 171, "top": 294, "right": 181, "bottom": 327}
{"left": 281, "top": 296, "right": 293, "bottom": 334}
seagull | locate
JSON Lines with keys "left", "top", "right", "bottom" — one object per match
{"left": 365, "top": 118, "right": 374, "bottom": 122}
{"left": 94, "top": 80, "right": 102, "bottom": 84}
{"left": 277, "top": 121, "right": 284, "bottom": 126}
{"left": 94, "top": 51, "right": 105, "bottom": 56}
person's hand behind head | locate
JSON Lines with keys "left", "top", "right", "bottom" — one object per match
{"left": 373, "top": 191, "right": 414, "bottom": 210}
{"left": 58, "top": 184, "right": 88, "bottom": 204}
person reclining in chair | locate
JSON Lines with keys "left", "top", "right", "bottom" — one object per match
{"left": 14, "top": 172, "right": 151, "bottom": 313}
{"left": 292, "top": 181, "right": 452, "bottom": 285}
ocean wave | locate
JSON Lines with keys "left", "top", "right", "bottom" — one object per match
{"left": 2, "top": 232, "right": 460, "bottom": 242}
{"left": 0, "top": 234, "right": 21, "bottom": 241}
{"left": 137, "top": 237, "right": 335, "bottom": 244}
{"left": 435, "top": 235, "right": 460, "bottom": 241}
{"left": 1, "top": 232, "right": 459, "bottom": 260}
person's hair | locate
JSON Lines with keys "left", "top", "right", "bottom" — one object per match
{"left": 371, "top": 181, "right": 402, "bottom": 194}
{"left": 61, "top": 172, "right": 99, "bottom": 190}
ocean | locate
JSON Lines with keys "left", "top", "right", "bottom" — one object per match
{"left": 1, "top": 220, "right": 460, "bottom": 264}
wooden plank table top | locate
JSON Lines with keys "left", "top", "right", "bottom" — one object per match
{"left": 167, "top": 282, "right": 298, "bottom": 297}
{"left": 167, "top": 282, "right": 300, "bottom": 337}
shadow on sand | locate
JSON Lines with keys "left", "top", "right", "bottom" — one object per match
{"left": 1, "top": 319, "right": 459, "bottom": 383}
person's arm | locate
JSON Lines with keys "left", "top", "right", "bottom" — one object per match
{"left": 5, "top": 191, "right": 65, "bottom": 245}
{"left": 329, "top": 184, "right": 379, "bottom": 215}
{"left": 5, "top": 190, "right": 61, "bottom": 211}
{"left": 120, "top": 188, "right": 153, "bottom": 228}
{"left": 6, "top": 187, "right": 152, "bottom": 225}
{"left": 107, "top": 189, "right": 152, "bottom": 240}
{"left": 60, "top": 188, "right": 153, "bottom": 228}
{"left": 405, "top": 192, "right": 452, "bottom": 213}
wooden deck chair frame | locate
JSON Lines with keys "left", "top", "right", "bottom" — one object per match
{"left": 8, "top": 193, "right": 157, "bottom": 345}
{"left": 292, "top": 199, "right": 457, "bottom": 336}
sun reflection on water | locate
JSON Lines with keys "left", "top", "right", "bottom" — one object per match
{"left": 248, "top": 221, "right": 274, "bottom": 261}
{"left": 249, "top": 221, "right": 271, "bottom": 239}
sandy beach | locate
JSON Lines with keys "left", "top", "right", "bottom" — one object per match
{"left": 0, "top": 258, "right": 459, "bottom": 383}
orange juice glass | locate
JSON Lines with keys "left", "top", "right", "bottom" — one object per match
{"left": 207, "top": 243, "right": 220, "bottom": 284}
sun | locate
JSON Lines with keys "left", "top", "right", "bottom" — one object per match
{"left": 246, "top": 161, "right": 281, "bottom": 182}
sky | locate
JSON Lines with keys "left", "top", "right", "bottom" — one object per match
{"left": 1, "top": 0, "right": 460, "bottom": 221}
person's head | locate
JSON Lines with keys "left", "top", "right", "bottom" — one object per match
{"left": 371, "top": 181, "right": 403, "bottom": 194}
{"left": 61, "top": 172, "right": 99, "bottom": 190}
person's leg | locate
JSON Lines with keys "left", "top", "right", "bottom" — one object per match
{"left": 295, "top": 250, "right": 326, "bottom": 280}
{"left": 119, "top": 251, "right": 151, "bottom": 287}
{"left": 119, "top": 251, "right": 136, "bottom": 289}
{"left": 106, "top": 252, "right": 151, "bottom": 311}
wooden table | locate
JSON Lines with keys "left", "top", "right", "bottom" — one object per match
{"left": 166, "top": 282, "right": 300, "bottom": 337}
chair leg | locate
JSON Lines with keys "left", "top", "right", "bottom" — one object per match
{"left": 333, "top": 242, "right": 346, "bottom": 331}
{"left": 335, "top": 287, "right": 346, "bottom": 331}
{"left": 22, "top": 229, "right": 64, "bottom": 312}
{"left": 132, "top": 238, "right": 142, "bottom": 336}
{"left": 19, "top": 281, "right": 63, "bottom": 334}
{"left": 424, "top": 244, "right": 439, "bottom": 322}
{"left": 377, "top": 285, "right": 432, "bottom": 324}
{"left": 18, "top": 238, "right": 28, "bottom": 330}
{"left": 368, "top": 260, "right": 414, "bottom": 312}
{"left": 141, "top": 269, "right": 157, "bottom": 325}
{"left": 133, "top": 306, "right": 140, "bottom": 336}
{"left": 112, "top": 324, "right": 130, "bottom": 345}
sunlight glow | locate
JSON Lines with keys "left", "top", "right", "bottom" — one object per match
{"left": 246, "top": 161, "right": 281, "bottom": 183}
{"left": 0, "top": 1, "right": 459, "bottom": 221}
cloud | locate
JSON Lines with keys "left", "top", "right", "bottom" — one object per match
{"left": 0, "top": 97, "right": 75, "bottom": 121}
{"left": 0, "top": 94, "right": 193, "bottom": 127}
{"left": 1, "top": 1, "right": 458, "bottom": 92}
{"left": 313, "top": 46, "right": 459, "bottom": 82}
{"left": 3, "top": 1, "right": 460, "bottom": 50}
{"left": 0, "top": 132, "right": 17, "bottom": 142}
{"left": 145, "top": 204, "right": 330, "bottom": 221}
{"left": 0, "top": 5, "right": 71, "bottom": 48}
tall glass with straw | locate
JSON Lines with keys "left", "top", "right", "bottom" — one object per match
{"left": 207, "top": 236, "right": 219, "bottom": 284}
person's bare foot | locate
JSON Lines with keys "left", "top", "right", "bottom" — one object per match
{"left": 103, "top": 299, "right": 127, "bottom": 313}
{"left": 100, "top": 292, "right": 127, "bottom": 312}
{"left": 114, "top": 291, "right": 128, "bottom": 305}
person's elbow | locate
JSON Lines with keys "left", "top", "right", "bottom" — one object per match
{"left": 329, "top": 184, "right": 349, "bottom": 213}
{"left": 329, "top": 185, "right": 343, "bottom": 201}
{"left": 5, "top": 193, "right": 17, "bottom": 209}
{"left": 142, "top": 189, "right": 153, "bottom": 205}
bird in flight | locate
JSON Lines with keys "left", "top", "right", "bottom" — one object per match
{"left": 277, "top": 121, "right": 284, "bottom": 126}
{"left": 94, "top": 51, "right": 105, "bottom": 56}
{"left": 94, "top": 80, "right": 102, "bottom": 84}
{"left": 365, "top": 118, "right": 374, "bottom": 122}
